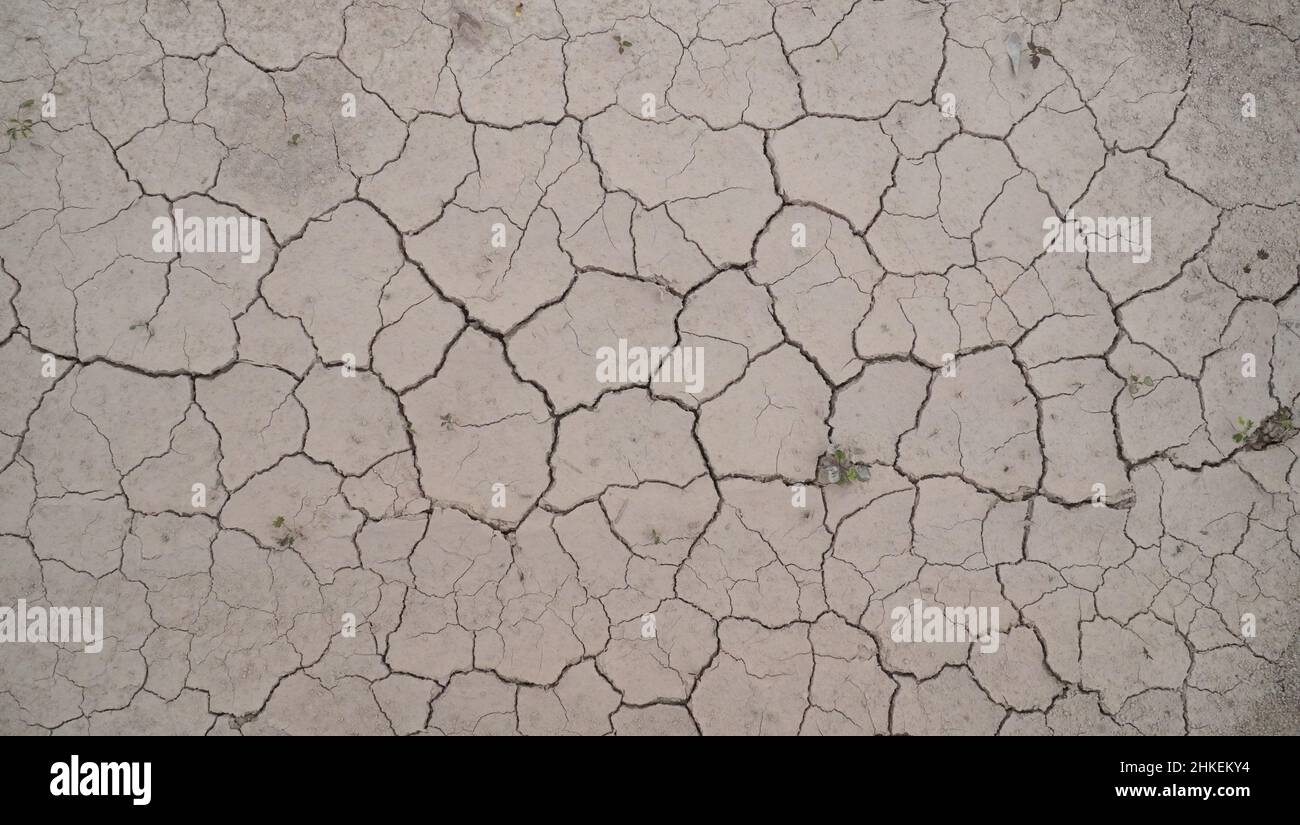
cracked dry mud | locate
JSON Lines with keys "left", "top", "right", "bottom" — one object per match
{"left": 1, "top": 0, "right": 1297, "bottom": 737}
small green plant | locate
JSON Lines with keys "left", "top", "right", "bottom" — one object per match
{"left": 649, "top": 528, "right": 661, "bottom": 545}
{"left": 1127, "top": 374, "right": 1153, "bottom": 396}
{"left": 612, "top": 34, "right": 633, "bottom": 54}
{"left": 1231, "top": 416, "right": 1254, "bottom": 444}
{"left": 818, "top": 447, "right": 870, "bottom": 486}
{"left": 1236, "top": 407, "right": 1297, "bottom": 450}
{"left": 6, "top": 99, "right": 37, "bottom": 144}
{"left": 288, "top": 132, "right": 302, "bottom": 146}
{"left": 440, "top": 413, "right": 457, "bottom": 430}
{"left": 1272, "top": 407, "right": 1297, "bottom": 438}
{"left": 271, "top": 515, "right": 303, "bottom": 548}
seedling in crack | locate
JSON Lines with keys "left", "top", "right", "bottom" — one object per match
{"left": 1231, "top": 416, "right": 1254, "bottom": 444}
{"left": 649, "top": 528, "right": 661, "bottom": 545}
{"left": 613, "top": 34, "right": 633, "bottom": 54}
{"left": 440, "top": 413, "right": 458, "bottom": 430}
{"left": 817, "top": 446, "right": 870, "bottom": 486}
{"left": 6, "top": 99, "right": 36, "bottom": 144}
{"left": 1008, "top": 33, "right": 1054, "bottom": 73}
{"left": 1127, "top": 374, "right": 1154, "bottom": 397}
{"left": 271, "top": 515, "right": 304, "bottom": 549}
{"left": 1025, "top": 37, "right": 1052, "bottom": 69}
{"left": 1237, "top": 406, "right": 1297, "bottom": 449}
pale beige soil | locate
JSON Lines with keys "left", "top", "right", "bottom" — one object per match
{"left": 0, "top": 0, "right": 1297, "bottom": 735}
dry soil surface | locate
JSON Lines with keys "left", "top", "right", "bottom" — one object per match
{"left": 1, "top": 0, "right": 1298, "bottom": 736}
